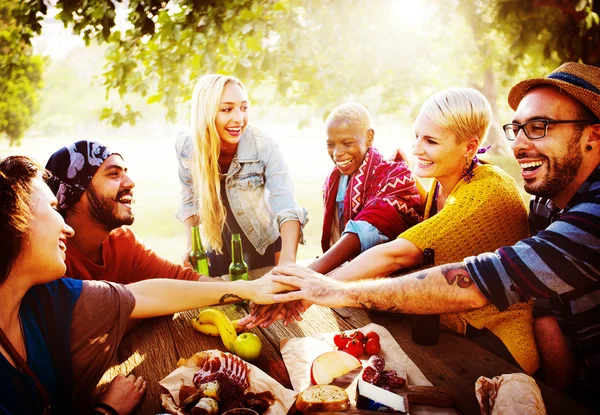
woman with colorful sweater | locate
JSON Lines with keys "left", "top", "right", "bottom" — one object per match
{"left": 262, "top": 88, "right": 538, "bottom": 374}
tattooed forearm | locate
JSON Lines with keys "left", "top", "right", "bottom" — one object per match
{"left": 414, "top": 269, "right": 428, "bottom": 280}
{"left": 340, "top": 261, "right": 482, "bottom": 314}
{"left": 219, "top": 293, "right": 244, "bottom": 304}
{"left": 441, "top": 264, "right": 473, "bottom": 288}
{"left": 350, "top": 286, "right": 403, "bottom": 313}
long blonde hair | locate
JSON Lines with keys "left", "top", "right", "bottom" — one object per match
{"left": 190, "top": 74, "right": 246, "bottom": 253}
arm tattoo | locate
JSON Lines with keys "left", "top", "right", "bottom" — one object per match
{"left": 348, "top": 263, "right": 473, "bottom": 314}
{"left": 219, "top": 293, "right": 244, "bottom": 304}
{"left": 441, "top": 264, "right": 472, "bottom": 288}
{"left": 414, "top": 269, "right": 428, "bottom": 280}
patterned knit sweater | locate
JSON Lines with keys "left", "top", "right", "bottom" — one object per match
{"left": 400, "top": 164, "right": 539, "bottom": 374}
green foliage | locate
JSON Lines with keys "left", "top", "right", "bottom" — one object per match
{"left": 0, "top": 0, "right": 44, "bottom": 144}
{"left": 10, "top": 0, "right": 600, "bottom": 134}
{"left": 494, "top": 0, "right": 600, "bottom": 67}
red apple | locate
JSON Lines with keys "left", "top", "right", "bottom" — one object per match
{"left": 310, "top": 350, "right": 362, "bottom": 385}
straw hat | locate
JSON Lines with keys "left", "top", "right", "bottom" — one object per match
{"left": 508, "top": 62, "right": 600, "bottom": 120}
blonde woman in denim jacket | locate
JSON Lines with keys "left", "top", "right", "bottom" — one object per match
{"left": 176, "top": 74, "right": 308, "bottom": 276}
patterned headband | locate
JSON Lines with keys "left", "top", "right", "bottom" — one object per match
{"left": 45, "top": 141, "right": 119, "bottom": 211}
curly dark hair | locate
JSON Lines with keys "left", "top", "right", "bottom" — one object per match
{"left": 0, "top": 156, "right": 50, "bottom": 283}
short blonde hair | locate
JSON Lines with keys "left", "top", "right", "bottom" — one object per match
{"left": 418, "top": 88, "right": 492, "bottom": 145}
{"left": 190, "top": 74, "right": 246, "bottom": 253}
{"left": 325, "top": 103, "right": 372, "bottom": 136}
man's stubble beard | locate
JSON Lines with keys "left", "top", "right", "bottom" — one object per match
{"left": 525, "top": 132, "right": 583, "bottom": 200}
{"left": 86, "top": 184, "right": 134, "bottom": 231}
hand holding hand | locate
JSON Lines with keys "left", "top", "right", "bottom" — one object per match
{"left": 240, "top": 303, "right": 287, "bottom": 328}
{"left": 245, "top": 274, "right": 297, "bottom": 305}
{"left": 270, "top": 264, "right": 347, "bottom": 308}
{"left": 240, "top": 299, "right": 311, "bottom": 328}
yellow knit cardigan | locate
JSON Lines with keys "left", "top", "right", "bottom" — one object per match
{"left": 400, "top": 164, "right": 539, "bottom": 374}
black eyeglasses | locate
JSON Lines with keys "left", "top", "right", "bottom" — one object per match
{"left": 502, "top": 119, "right": 597, "bottom": 141}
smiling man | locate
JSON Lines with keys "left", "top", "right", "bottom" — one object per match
{"left": 45, "top": 140, "right": 207, "bottom": 283}
{"left": 268, "top": 63, "right": 600, "bottom": 406}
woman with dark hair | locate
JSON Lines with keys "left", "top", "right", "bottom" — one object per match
{"left": 0, "top": 156, "right": 290, "bottom": 415}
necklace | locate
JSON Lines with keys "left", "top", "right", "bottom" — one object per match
{"left": 17, "top": 314, "right": 26, "bottom": 362}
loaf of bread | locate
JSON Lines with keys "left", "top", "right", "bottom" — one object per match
{"left": 295, "top": 385, "right": 350, "bottom": 412}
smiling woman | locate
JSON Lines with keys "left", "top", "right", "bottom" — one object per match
{"left": 175, "top": 74, "right": 308, "bottom": 276}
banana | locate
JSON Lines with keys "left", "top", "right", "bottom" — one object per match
{"left": 192, "top": 318, "right": 243, "bottom": 337}
{"left": 195, "top": 308, "right": 238, "bottom": 352}
{"left": 192, "top": 319, "right": 220, "bottom": 336}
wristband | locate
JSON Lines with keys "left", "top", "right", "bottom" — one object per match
{"left": 93, "top": 403, "right": 119, "bottom": 415}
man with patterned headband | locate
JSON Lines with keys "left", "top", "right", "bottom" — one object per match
{"left": 46, "top": 140, "right": 211, "bottom": 283}
{"left": 266, "top": 62, "right": 600, "bottom": 408}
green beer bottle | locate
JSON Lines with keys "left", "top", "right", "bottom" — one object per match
{"left": 190, "top": 225, "right": 210, "bottom": 276}
{"left": 229, "top": 233, "right": 249, "bottom": 281}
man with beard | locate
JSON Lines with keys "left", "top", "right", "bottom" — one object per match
{"left": 46, "top": 140, "right": 208, "bottom": 283}
{"left": 266, "top": 62, "right": 600, "bottom": 406}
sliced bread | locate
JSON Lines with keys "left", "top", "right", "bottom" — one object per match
{"left": 295, "top": 385, "right": 350, "bottom": 412}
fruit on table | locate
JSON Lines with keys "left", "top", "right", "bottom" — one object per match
{"left": 334, "top": 330, "right": 381, "bottom": 357}
{"left": 192, "top": 318, "right": 244, "bottom": 337}
{"left": 344, "top": 338, "right": 365, "bottom": 358}
{"left": 233, "top": 332, "right": 263, "bottom": 362}
{"left": 350, "top": 330, "right": 366, "bottom": 342}
{"left": 310, "top": 350, "right": 362, "bottom": 385}
{"left": 365, "top": 337, "right": 381, "bottom": 355}
{"left": 333, "top": 332, "right": 351, "bottom": 348}
{"left": 195, "top": 308, "right": 237, "bottom": 352}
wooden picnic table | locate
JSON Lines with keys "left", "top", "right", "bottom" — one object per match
{"left": 106, "top": 266, "right": 594, "bottom": 415}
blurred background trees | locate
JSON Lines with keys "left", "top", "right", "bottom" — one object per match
{"left": 3, "top": 0, "right": 599, "bottom": 148}
{"left": 2, "top": 0, "right": 598, "bottom": 261}
{"left": 0, "top": 0, "right": 43, "bottom": 144}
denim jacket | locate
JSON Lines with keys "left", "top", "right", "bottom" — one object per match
{"left": 175, "top": 125, "right": 308, "bottom": 255}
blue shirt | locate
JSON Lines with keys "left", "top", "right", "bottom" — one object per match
{"left": 337, "top": 175, "right": 389, "bottom": 252}
{"left": 0, "top": 279, "right": 82, "bottom": 415}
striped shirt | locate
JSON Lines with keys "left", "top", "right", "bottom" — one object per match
{"left": 465, "top": 164, "right": 600, "bottom": 382}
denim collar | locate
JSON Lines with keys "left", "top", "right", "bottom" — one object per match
{"left": 236, "top": 126, "right": 260, "bottom": 163}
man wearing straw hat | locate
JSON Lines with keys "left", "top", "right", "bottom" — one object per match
{"left": 266, "top": 62, "right": 600, "bottom": 405}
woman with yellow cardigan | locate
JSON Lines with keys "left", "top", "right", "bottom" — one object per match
{"left": 306, "top": 88, "right": 537, "bottom": 373}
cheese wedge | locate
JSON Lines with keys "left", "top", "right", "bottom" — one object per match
{"left": 356, "top": 377, "right": 407, "bottom": 413}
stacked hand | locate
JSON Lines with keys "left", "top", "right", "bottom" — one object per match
{"left": 241, "top": 299, "right": 311, "bottom": 328}
{"left": 245, "top": 273, "right": 298, "bottom": 305}
{"left": 269, "top": 265, "right": 346, "bottom": 308}
{"left": 239, "top": 265, "right": 347, "bottom": 328}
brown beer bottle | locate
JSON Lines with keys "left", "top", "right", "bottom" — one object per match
{"left": 412, "top": 248, "right": 440, "bottom": 345}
